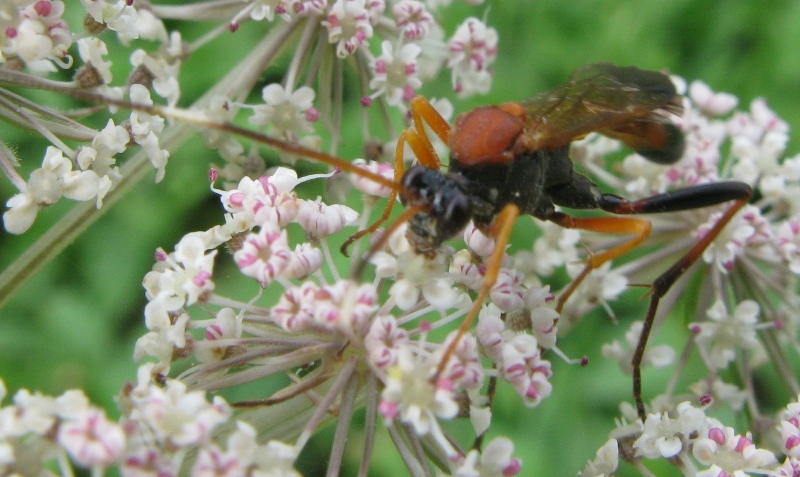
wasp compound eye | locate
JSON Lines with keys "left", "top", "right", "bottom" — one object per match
{"left": 437, "top": 192, "right": 472, "bottom": 240}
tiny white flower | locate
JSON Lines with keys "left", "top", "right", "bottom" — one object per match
{"left": 393, "top": 0, "right": 434, "bottom": 40}
{"left": 82, "top": 0, "right": 139, "bottom": 39}
{"left": 234, "top": 224, "right": 292, "bottom": 286}
{"left": 602, "top": 321, "right": 675, "bottom": 375}
{"left": 282, "top": 243, "right": 323, "bottom": 279}
{"left": 131, "top": 379, "right": 231, "bottom": 447}
{"left": 367, "top": 40, "right": 422, "bottom": 106}
{"left": 689, "top": 80, "right": 738, "bottom": 117}
{"left": 691, "top": 300, "right": 761, "bottom": 370}
{"left": 693, "top": 426, "right": 776, "bottom": 476}
{"left": 447, "top": 17, "right": 498, "bottom": 97}
{"left": 379, "top": 348, "right": 459, "bottom": 436}
{"left": 250, "top": 84, "right": 318, "bottom": 138}
{"left": 296, "top": 197, "right": 357, "bottom": 236}
{"left": 579, "top": 439, "right": 619, "bottom": 477}
{"left": 323, "top": 0, "right": 374, "bottom": 58}
{"left": 3, "top": 191, "right": 39, "bottom": 234}
{"left": 453, "top": 436, "right": 520, "bottom": 476}
{"left": 77, "top": 37, "right": 113, "bottom": 84}
{"left": 58, "top": 409, "right": 126, "bottom": 467}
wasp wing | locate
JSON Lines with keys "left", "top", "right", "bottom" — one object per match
{"left": 521, "top": 63, "right": 684, "bottom": 163}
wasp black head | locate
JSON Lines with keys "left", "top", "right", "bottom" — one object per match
{"left": 399, "top": 165, "right": 473, "bottom": 255}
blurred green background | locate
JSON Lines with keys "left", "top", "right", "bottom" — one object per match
{"left": 2, "top": 1, "right": 800, "bottom": 476}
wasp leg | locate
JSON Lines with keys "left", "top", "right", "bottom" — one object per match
{"left": 614, "top": 183, "right": 753, "bottom": 420}
{"left": 435, "top": 203, "right": 520, "bottom": 380}
{"left": 340, "top": 96, "right": 450, "bottom": 256}
{"left": 409, "top": 95, "right": 451, "bottom": 167}
{"left": 547, "top": 213, "right": 652, "bottom": 313}
{"left": 552, "top": 181, "right": 752, "bottom": 420}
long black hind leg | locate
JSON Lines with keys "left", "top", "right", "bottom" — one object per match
{"left": 547, "top": 180, "right": 752, "bottom": 419}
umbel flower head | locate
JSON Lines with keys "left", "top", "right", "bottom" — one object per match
{"left": 131, "top": 163, "right": 531, "bottom": 474}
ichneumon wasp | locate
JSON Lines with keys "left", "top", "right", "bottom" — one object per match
{"left": 342, "top": 63, "right": 752, "bottom": 420}
{"left": 21, "top": 63, "right": 752, "bottom": 420}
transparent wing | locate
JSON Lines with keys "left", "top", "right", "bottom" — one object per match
{"left": 520, "top": 63, "right": 683, "bottom": 154}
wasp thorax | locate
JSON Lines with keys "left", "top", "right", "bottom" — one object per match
{"left": 399, "top": 165, "right": 473, "bottom": 255}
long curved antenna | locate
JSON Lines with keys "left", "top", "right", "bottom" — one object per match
{"left": 0, "top": 70, "right": 399, "bottom": 192}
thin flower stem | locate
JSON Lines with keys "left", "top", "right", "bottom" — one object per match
{"left": 186, "top": 21, "right": 233, "bottom": 54}
{"left": 330, "top": 57, "right": 344, "bottom": 156}
{"left": 403, "top": 423, "right": 434, "bottom": 477}
{"left": 319, "top": 237, "right": 341, "bottom": 282}
{"left": 233, "top": 368, "right": 335, "bottom": 407}
{"left": 736, "top": 352, "right": 762, "bottom": 421}
{"left": 388, "top": 423, "right": 427, "bottom": 476}
{"left": 295, "top": 356, "right": 357, "bottom": 450}
{"left": 732, "top": 264, "right": 800, "bottom": 395}
{"left": 348, "top": 199, "right": 373, "bottom": 265}
{"left": 0, "top": 143, "right": 25, "bottom": 190}
{"left": 581, "top": 160, "right": 626, "bottom": 190}
{"left": 317, "top": 44, "right": 335, "bottom": 134}
{"left": 190, "top": 344, "right": 337, "bottom": 390}
{"left": 56, "top": 450, "right": 76, "bottom": 477}
{"left": 0, "top": 87, "right": 96, "bottom": 141}
{"left": 632, "top": 459, "right": 659, "bottom": 477}
{"left": 0, "top": 93, "right": 75, "bottom": 156}
{"left": 285, "top": 18, "right": 316, "bottom": 92}
{"left": 303, "top": 27, "right": 325, "bottom": 88}
{"left": 377, "top": 90, "right": 395, "bottom": 138}
{"left": 326, "top": 369, "right": 360, "bottom": 477}
{"left": 304, "top": 31, "right": 327, "bottom": 91}
{"left": 147, "top": 0, "right": 243, "bottom": 20}
{"left": 665, "top": 337, "right": 695, "bottom": 400}
{"left": 357, "top": 373, "right": 378, "bottom": 477}
{"left": 205, "top": 293, "right": 272, "bottom": 314}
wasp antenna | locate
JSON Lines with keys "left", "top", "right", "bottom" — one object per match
{"left": 627, "top": 282, "right": 652, "bottom": 289}
{"left": 1, "top": 69, "right": 401, "bottom": 192}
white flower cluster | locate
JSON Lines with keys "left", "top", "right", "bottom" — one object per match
{"left": 0, "top": 367, "right": 311, "bottom": 475}
{"left": 1, "top": 1, "right": 179, "bottom": 234}
{"left": 581, "top": 396, "right": 800, "bottom": 476}
{"left": 237, "top": 0, "right": 496, "bottom": 107}
{"left": 127, "top": 161, "right": 540, "bottom": 475}
{"left": 0, "top": 1, "right": 71, "bottom": 74}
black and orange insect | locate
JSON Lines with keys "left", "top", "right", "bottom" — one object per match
{"left": 340, "top": 63, "right": 752, "bottom": 420}
{"left": 45, "top": 63, "right": 752, "bottom": 420}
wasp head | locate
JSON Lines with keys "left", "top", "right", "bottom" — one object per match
{"left": 399, "top": 165, "right": 473, "bottom": 256}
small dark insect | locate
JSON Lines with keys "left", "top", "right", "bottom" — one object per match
{"left": 342, "top": 63, "right": 752, "bottom": 420}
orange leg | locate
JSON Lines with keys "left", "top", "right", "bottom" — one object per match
{"left": 341, "top": 97, "right": 450, "bottom": 256}
{"left": 545, "top": 213, "right": 653, "bottom": 313}
{"left": 435, "top": 203, "right": 520, "bottom": 380}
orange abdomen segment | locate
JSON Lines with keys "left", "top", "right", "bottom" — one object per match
{"left": 449, "top": 106, "right": 526, "bottom": 166}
